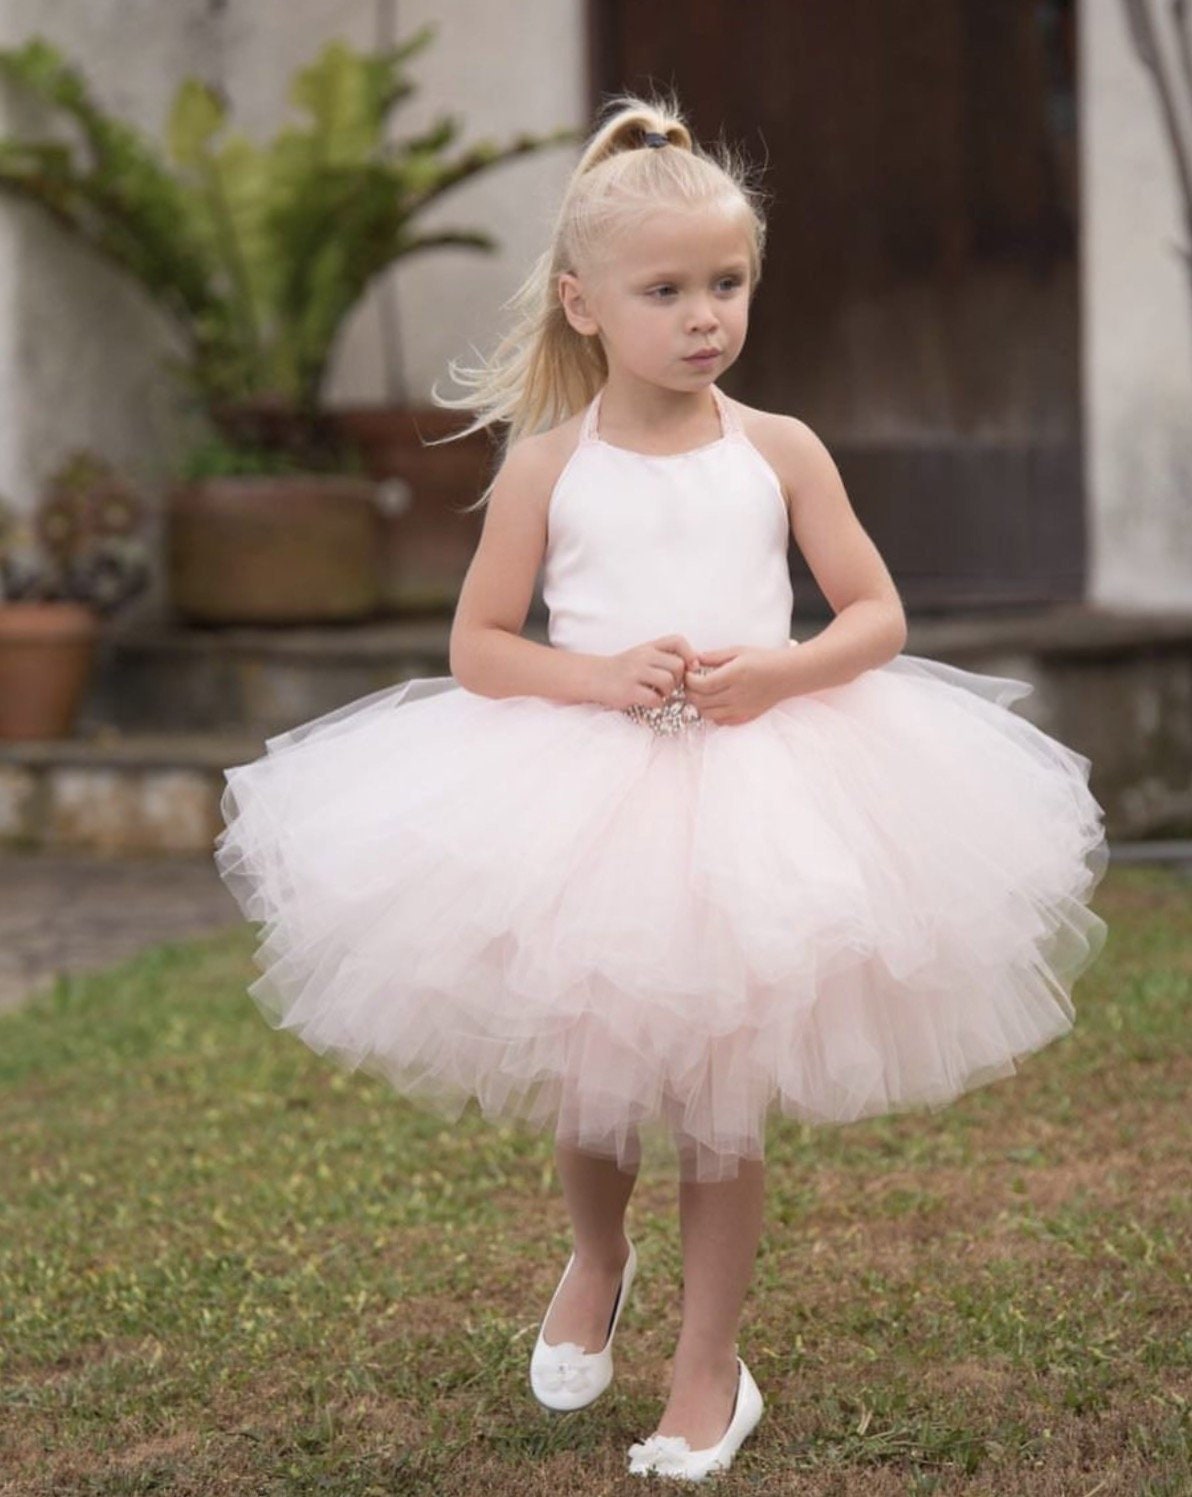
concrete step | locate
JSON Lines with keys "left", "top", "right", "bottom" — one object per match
{"left": 85, "top": 611, "right": 471, "bottom": 738}
{"left": 84, "top": 602, "right": 1192, "bottom": 738}
{"left": 3, "top": 604, "right": 1190, "bottom": 854}
{"left": 0, "top": 728, "right": 264, "bottom": 855}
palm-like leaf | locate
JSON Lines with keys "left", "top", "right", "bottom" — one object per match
{"left": 0, "top": 28, "right": 580, "bottom": 417}
{"left": 0, "top": 40, "right": 215, "bottom": 325}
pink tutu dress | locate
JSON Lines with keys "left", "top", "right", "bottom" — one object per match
{"left": 214, "top": 384, "right": 1109, "bottom": 1182}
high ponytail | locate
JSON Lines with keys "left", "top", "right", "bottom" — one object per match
{"left": 430, "top": 89, "right": 766, "bottom": 509}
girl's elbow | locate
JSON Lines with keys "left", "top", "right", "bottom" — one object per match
{"left": 886, "top": 601, "right": 910, "bottom": 655}
{"left": 874, "top": 595, "right": 907, "bottom": 657}
{"left": 889, "top": 607, "right": 908, "bottom": 654}
{"left": 448, "top": 630, "right": 474, "bottom": 687}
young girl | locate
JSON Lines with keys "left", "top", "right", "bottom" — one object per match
{"left": 215, "top": 93, "right": 1109, "bottom": 1482}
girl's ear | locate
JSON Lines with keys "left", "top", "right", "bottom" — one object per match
{"left": 558, "top": 272, "right": 600, "bottom": 337}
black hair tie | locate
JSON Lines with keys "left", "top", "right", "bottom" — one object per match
{"left": 641, "top": 131, "right": 669, "bottom": 148}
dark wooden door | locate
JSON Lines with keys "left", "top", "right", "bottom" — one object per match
{"left": 588, "top": 0, "right": 1084, "bottom": 616}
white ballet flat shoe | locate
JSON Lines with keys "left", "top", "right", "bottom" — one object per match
{"left": 529, "top": 1237, "right": 637, "bottom": 1412}
{"left": 626, "top": 1355, "right": 764, "bottom": 1481}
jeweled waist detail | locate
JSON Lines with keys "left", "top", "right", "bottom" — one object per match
{"left": 621, "top": 675, "right": 708, "bottom": 736}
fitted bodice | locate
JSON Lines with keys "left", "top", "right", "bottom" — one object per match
{"left": 542, "top": 384, "right": 794, "bottom": 656}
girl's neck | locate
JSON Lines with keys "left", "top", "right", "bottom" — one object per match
{"left": 597, "top": 381, "right": 721, "bottom": 454}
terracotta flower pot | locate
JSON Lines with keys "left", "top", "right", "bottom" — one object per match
{"left": 0, "top": 600, "right": 100, "bottom": 740}
{"left": 167, "top": 474, "right": 385, "bottom": 625}
{"left": 329, "top": 406, "right": 494, "bottom": 615}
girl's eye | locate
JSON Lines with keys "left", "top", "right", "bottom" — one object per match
{"left": 647, "top": 278, "right": 743, "bottom": 299}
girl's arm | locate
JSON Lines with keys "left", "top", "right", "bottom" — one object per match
{"left": 764, "top": 416, "right": 908, "bottom": 698}
{"left": 449, "top": 434, "right": 610, "bottom": 705}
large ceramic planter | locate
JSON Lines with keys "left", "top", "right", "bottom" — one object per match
{"left": 167, "top": 474, "right": 384, "bottom": 625}
{"left": 0, "top": 600, "right": 99, "bottom": 740}
{"left": 330, "top": 406, "right": 494, "bottom": 615}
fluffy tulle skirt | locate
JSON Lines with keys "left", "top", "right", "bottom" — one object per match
{"left": 214, "top": 652, "right": 1109, "bottom": 1182}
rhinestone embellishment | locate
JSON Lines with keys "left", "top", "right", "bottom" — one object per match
{"left": 621, "top": 676, "right": 707, "bottom": 736}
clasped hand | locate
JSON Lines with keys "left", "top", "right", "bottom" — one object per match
{"left": 600, "top": 633, "right": 791, "bottom": 726}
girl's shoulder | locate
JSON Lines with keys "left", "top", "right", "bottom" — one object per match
{"left": 507, "top": 404, "right": 588, "bottom": 471}
{"left": 723, "top": 396, "right": 835, "bottom": 513}
{"left": 724, "top": 393, "right": 820, "bottom": 451}
{"left": 484, "top": 407, "right": 588, "bottom": 522}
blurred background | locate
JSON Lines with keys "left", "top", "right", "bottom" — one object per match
{"left": 0, "top": 0, "right": 1188, "bottom": 985}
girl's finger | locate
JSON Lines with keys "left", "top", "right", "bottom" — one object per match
{"left": 654, "top": 633, "right": 699, "bottom": 666}
{"left": 657, "top": 649, "right": 688, "bottom": 680}
{"left": 687, "top": 673, "right": 732, "bottom": 698}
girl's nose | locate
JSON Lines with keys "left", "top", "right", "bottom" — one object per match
{"left": 687, "top": 301, "right": 718, "bottom": 331}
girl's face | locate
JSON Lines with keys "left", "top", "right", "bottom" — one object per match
{"left": 560, "top": 203, "right": 753, "bottom": 395}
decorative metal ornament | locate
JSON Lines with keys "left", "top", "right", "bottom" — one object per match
{"left": 621, "top": 670, "right": 709, "bottom": 736}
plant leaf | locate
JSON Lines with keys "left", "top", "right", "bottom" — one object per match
{"left": 166, "top": 79, "right": 227, "bottom": 169}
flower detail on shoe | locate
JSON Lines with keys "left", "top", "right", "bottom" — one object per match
{"left": 532, "top": 1342, "right": 596, "bottom": 1398}
{"left": 530, "top": 1240, "right": 636, "bottom": 1412}
{"left": 626, "top": 1357, "right": 763, "bottom": 1481}
{"left": 627, "top": 1431, "right": 699, "bottom": 1475}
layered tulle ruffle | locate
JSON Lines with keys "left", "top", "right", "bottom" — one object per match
{"left": 214, "top": 652, "right": 1109, "bottom": 1182}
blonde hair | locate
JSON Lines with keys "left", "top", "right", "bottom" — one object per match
{"left": 430, "top": 89, "right": 768, "bottom": 508}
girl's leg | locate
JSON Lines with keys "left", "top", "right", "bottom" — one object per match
{"left": 540, "top": 1138, "right": 638, "bottom": 1351}
{"left": 655, "top": 1152, "right": 765, "bottom": 1448}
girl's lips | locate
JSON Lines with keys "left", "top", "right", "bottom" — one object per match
{"left": 685, "top": 350, "right": 719, "bottom": 362}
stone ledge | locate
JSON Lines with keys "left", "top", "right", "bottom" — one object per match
{"left": 0, "top": 763, "right": 223, "bottom": 855}
{"left": 0, "top": 731, "right": 264, "bottom": 855}
{"left": 101, "top": 603, "right": 1192, "bottom": 660}
{"left": 902, "top": 604, "right": 1192, "bottom": 660}
{"left": 6, "top": 603, "right": 1191, "bottom": 854}
{"left": 0, "top": 729, "right": 264, "bottom": 769}
{"left": 87, "top": 614, "right": 461, "bottom": 738}
{"left": 102, "top": 613, "right": 460, "bottom": 659}
{"left": 89, "top": 604, "right": 1192, "bottom": 740}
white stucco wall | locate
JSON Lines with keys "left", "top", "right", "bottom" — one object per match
{"left": 0, "top": 0, "right": 585, "bottom": 514}
{"left": 1081, "top": 0, "right": 1192, "bottom": 609}
{"left": 212, "top": 0, "right": 586, "bottom": 406}
{"left": 0, "top": 0, "right": 220, "bottom": 511}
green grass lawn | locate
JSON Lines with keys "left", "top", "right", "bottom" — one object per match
{"left": 1, "top": 864, "right": 1188, "bottom": 1496}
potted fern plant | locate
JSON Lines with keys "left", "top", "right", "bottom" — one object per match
{"left": 0, "top": 28, "right": 577, "bottom": 622}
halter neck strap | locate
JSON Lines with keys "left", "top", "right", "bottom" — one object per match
{"left": 580, "top": 384, "right": 740, "bottom": 446}
{"left": 579, "top": 389, "right": 602, "bottom": 444}
{"left": 710, "top": 384, "right": 742, "bottom": 438}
